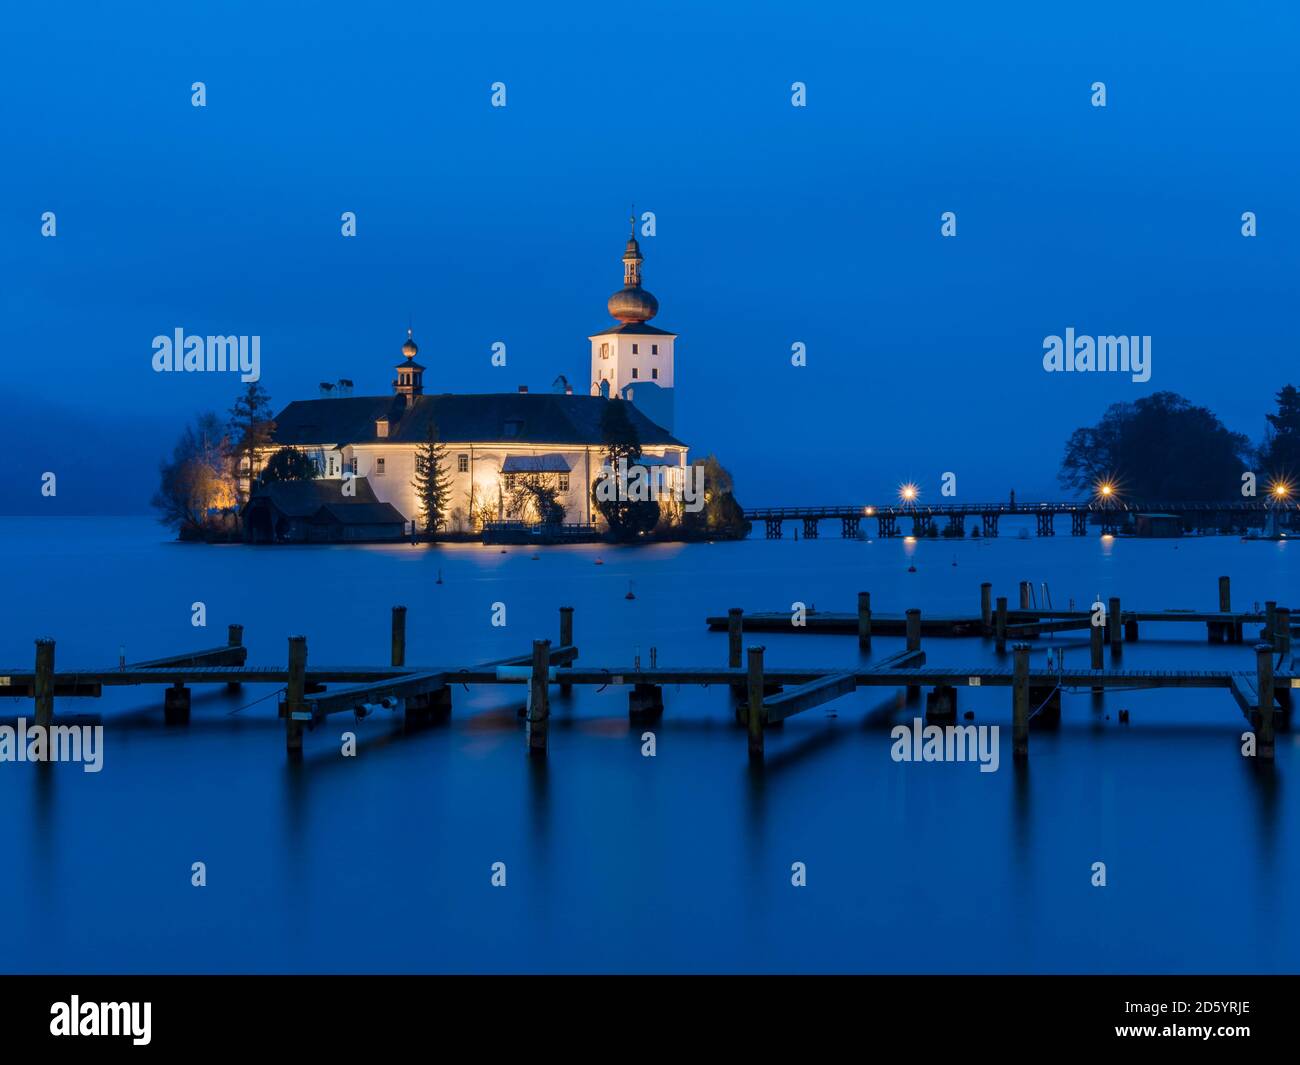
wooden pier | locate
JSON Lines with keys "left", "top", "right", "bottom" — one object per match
{"left": 3, "top": 589, "right": 1294, "bottom": 765}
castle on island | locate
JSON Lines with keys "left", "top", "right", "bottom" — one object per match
{"left": 243, "top": 221, "right": 688, "bottom": 542}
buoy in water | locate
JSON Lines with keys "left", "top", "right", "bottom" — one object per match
{"left": 907, "top": 563, "right": 917, "bottom": 573}
{"left": 436, "top": 569, "right": 443, "bottom": 585}
{"left": 625, "top": 581, "right": 636, "bottom": 600}
{"left": 594, "top": 558, "right": 603, "bottom": 565}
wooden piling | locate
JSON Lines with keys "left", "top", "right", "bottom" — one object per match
{"left": 1276, "top": 607, "right": 1291, "bottom": 657}
{"left": 1108, "top": 596, "right": 1122, "bottom": 656}
{"left": 1218, "top": 575, "right": 1231, "bottom": 612}
{"left": 1012, "top": 643, "right": 1030, "bottom": 761}
{"left": 286, "top": 635, "right": 306, "bottom": 757}
{"left": 527, "top": 639, "right": 550, "bottom": 757}
{"left": 163, "top": 683, "right": 191, "bottom": 725}
{"left": 1090, "top": 619, "right": 1104, "bottom": 694}
{"left": 559, "top": 606, "right": 574, "bottom": 693}
{"left": 34, "top": 638, "right": 54, "bottom": 730}
{"left": 727, "top": 608, "right": 743, "bottom": 668}
{"left": 1264, "top": 601, "right": 1276, "bottom": 645}
{"left": 391, "top": 606, "right": 407, "bottom": 668}
{"left": 1019, "top": 582, "right": 1031, "bottom": 610}
{"left": 905, "top": 609, "right": 921, "bottom": 652}
{"left": 980, "top": 583, "right": 992, "bottom": 634}
{"left": 226, "top": 624, "right": 244, "bottom": 691}
{"left": 1256, "top": 643, "right": 1275, "bottom": 761}
{"left": 995, "top": 597, "right": 1008, "bottom": 654}
{"left": 857, "top": 592, "right": 871, "bottom": 649}
{"left": 747, "top": 645, "right": 766, "bottom": 763}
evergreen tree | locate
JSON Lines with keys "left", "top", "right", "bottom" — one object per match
{"left": 227, "top": 381, "right": 275, "bottom": 500}
{"left": 412, "top": 421, "right": 452, "bottom": 534}
{"left": 260, "top": 446, "right": 317, "bottom": 483}
{"left": 1260, "top": 384, "right": 1300, "bottom": 478}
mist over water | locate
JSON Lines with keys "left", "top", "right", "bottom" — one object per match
{"left": 1, "top": 517, "right": 1295, "bottom": 973}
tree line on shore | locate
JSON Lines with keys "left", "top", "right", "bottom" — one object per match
{"left": 1058, "top": 385, "right": 1299, "bottom": 500}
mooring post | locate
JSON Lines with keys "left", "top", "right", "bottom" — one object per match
{"left": 857, "top": 592, "right": 871, "bottom": 649}
{"left": 527, "top": 639, "right": 550, "bottom": 757}
{"left": 1265, "top": 601, "right": 1277, "bottom": 645}
{"left": 34, "top": 638, "right": 54, "bottom": 730}
{"left": 1218, "top": 575, "right": 1231, "bottom": 612}
{"left": 1090, "top": 617, "right": 1103, "bottom": 693}
{"left": 286, "top": 635, "right": 306, "bottom": 757}
{"left": 727, "top": 608, "right": 743, "bottom": 668}
{"left": 995, "top": 597, "right": 1008, "bottom": 654}
{"left": 904, "top": 609, "right": 922, "bottom": 704}
{"left": 559, "top": 606, "right": 574, "bottom": 693}
{"left": 391, "top": 605, "right": 406, "bottom": 668}
{"left": 164, "top": 682, "right": 191, "bottom": 725}
{"left": 980, "top": 583, "right": 992, "bottom": 634}
{"left": 1019, "top": 581, "right": 1031, "bottom": 610}
{"left": 746, "top": 645, "right": 766, "bottom": 763}
{"left": 1256, "top": 642, "right": 1275, "bottom": 761}
{"left": 1108, "top": 596, "right": 1122, "bottom": 657}
{"left": 1012, "top": 643, "right": 1030, "bottom": 761}
{"left": 1276, "top": 607, "right": 1291, "bottom": 658}
{"left": 226, "top": 623, "right": 244, "bottom": 691}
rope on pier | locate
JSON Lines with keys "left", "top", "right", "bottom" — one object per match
{"left": 225, "top": 687, "right": 286, "bottom": 716}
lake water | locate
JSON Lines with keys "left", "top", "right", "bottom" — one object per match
{"left": 1, "top": 516, "right": 1295, "bottom": 973}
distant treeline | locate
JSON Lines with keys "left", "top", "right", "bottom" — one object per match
{"left": 1059, "top": 386, "right": 1300, "bottom": 500}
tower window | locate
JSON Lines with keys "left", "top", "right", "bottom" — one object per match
{"left": 632, "top": 344, "right": 639, "bottom": 354}
{"left": 652, "top": 368, "right": 659, "bottom": 380}
{"left": 600, "top": 343, "right": 609, "bottom": 358}
{"left": 631, "top": 368, "right": 639, "bottom": 379}
{"left": 457, "top": 454, "right": 469, "bottom": 473}
{"left": 652, "top": 344, "right": 658, "bottom": 355}
{"left": 376, "top": 458, "right": 386, "bottom": 476}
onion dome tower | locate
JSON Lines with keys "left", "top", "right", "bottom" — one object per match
{"left": 393, "top": 327, "right": 425, "bottom": 405}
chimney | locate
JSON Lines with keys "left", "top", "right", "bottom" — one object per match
{"left": 518, "top": 385, "right": 528, "bottom": 393}
{"left": 565, "top": 384, "right": 573, "bottom": 395}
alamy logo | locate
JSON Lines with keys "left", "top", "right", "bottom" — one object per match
{"left": 152, "top": 328, "right": 261, "bottom": 382}
{"left": 0, "top": 718, "right": 103, "bottom": 772}
{"left": 50, "top": 996, "right": 150, "bottom": 1045}
{"left": 594, "top": 458, "right": 705, "bottom": 513}
{"left": 890, "top": 717, "right": 1000, "bottom": 773}
{"left": 1042, "top": 328, "right": 1151, "bottom": 383}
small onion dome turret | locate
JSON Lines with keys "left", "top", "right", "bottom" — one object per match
{"left": 402, "top": 328, "right": 419, "bottom": 358}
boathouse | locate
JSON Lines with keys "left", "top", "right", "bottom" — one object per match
{"left": 242, "top": 479, "right": 406, "bottom": 544}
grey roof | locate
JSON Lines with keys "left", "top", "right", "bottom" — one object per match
{"left": 501, "top": 454, "right": 572, "bottom": 474}
{"left": 270, "top": 393, "right": 685, "bottom": 448}
{"left": 589, "top": 322, "right": 676, "bottom": 337}
{"left": 243, "top": 477, "right": 382, "bottom": 518}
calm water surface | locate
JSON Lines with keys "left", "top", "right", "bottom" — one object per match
{"left": 1, "top": 517, "right": 1295, "bottom": 973}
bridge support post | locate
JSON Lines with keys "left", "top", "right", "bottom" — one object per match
{"left": 1108, "top": 597, "right": 1122, "bottom": 658}
{"left": 841, "top": 516, "right": 860, "bottom": 538}
{"left": 629, "top": 683, "right": 664, "bottom": 722}
{"left": 995, "top": 597, "right": 1008, "bottom": 654}
{"left": 226, "top": 624, "right": 244, "bottom": 691}
{"left": 802, "top": 517, "right": 819, "bottom": 539}
{"left": 1124, "top": 618, "right": 1139, "bottom": 642}
{"left": 857, "top": 592, "right": 871, "bottom": 649}
{"left": 1256, "top": 643, "right": 1275, "bottom": 762}
{"left": 983, "top": 513, "right": 998, "bottom": 537}
{"left": 559, "top": 606, "right": 574, "bottom": 693}
{"left": 1012, "top": 643, "right": 1030, "bottom": 761}
{"left": 391, "top": 605, "right": 406, "bottom": 668}
{"left": 34, "top": 638, "right": 54, "bottom": 731}
{"left": 980, "top": 583, "right": 992, "bottom": 634}
{"left": 765, "top": 518, "right": 782, "bottom": 539}
{"left": 1071, "top": 512, "right": 1087, "bottom": 535}
{"left": 164, "top": 683, "right": 191, "bottom": 726}
{"left": 746, "top": 645, "right": 766, "bottom": 764}
{"left": 527, "top": 639, "right": 550, "bottom": 758}
{"left": 285, "top": 636, "right": 306, "bottom": 758}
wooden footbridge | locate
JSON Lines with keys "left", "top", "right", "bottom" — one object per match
{"left": 2, "top": 581, "right": 1294, "bottom": 765}
{"left": 746, "top": 499, "right": 1297, "bottom": 539}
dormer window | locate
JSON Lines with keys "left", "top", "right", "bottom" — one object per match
{"left": 376, "top": 419, "right": 389, "bottom": 438}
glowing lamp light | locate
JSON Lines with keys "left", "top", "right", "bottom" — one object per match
{"left": 864, "top": 506, "right": 876, "bottom": 516}
{"left": 1097, "top": 482, "right": 1115, "bottom": 498}
{"left": 899, "top": 483, "right": 919, "bottom": 503}
{"left": 1270, "top": 481, "right": 1291, "bottom": 500}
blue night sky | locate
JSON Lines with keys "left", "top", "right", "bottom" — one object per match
{"left": 3, "top": 1, "right": 1297, "bottom": 513}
